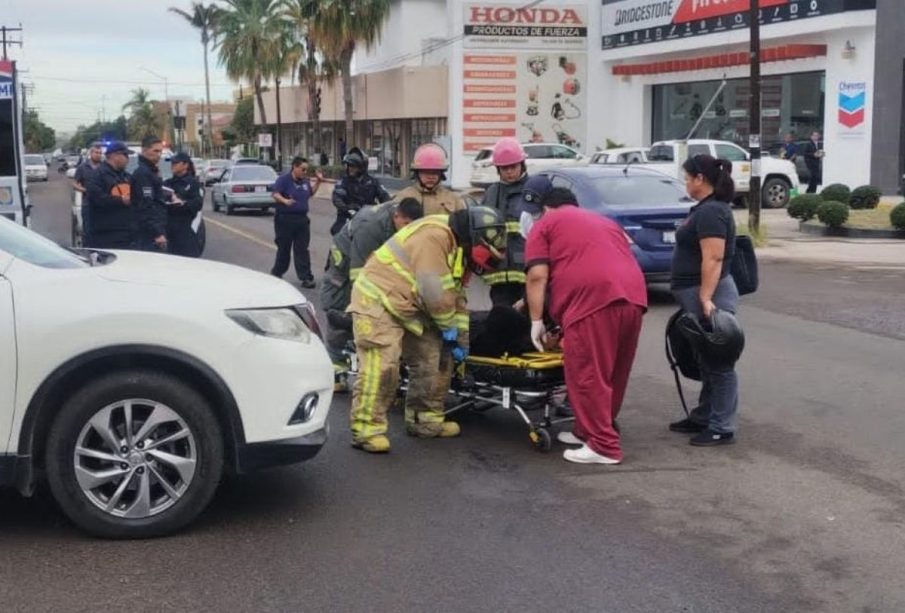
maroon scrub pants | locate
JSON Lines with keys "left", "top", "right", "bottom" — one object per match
{"left": 563, "top": 301, "right": 643, "bottom": 461}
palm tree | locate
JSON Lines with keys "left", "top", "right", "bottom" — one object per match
{"left": 266, "top": 18, "right": 305, "bottom": 166}
{"left": 214, "top": 0, "right": 285, "bottom": 131}
{"left": 282, "top": 0, "right": 339, "bottom": 158}
{"left": 122, "top": 88, "right": 163, "bottom": 140}
{"left": 169, "top": 2, "right": 218, "bottom": 156}
{"left": 307, "top": 0, "right": 391, "bottom": 146}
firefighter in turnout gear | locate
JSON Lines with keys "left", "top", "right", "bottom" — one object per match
{"left": 330, "top": 147, "right": 392, "bottom": 235}
{"left": 480, "top": 137, "right": 530, "bottom": 307}
{"left": 348, "top": 206, "right": 507, "bottom": 453}
{"left": 321, "top": 198, "right": 425, "bottom": 391}
{"left": 394, "top": 143, "right": 465, "bottom": 217}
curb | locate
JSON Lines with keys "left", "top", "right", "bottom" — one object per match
{"left": 799, "top": 221, "right": 905, "bottom": 240}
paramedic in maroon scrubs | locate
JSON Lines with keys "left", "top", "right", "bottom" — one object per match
{"left": 524, "top": 186, "right": 647, "bottom": 465}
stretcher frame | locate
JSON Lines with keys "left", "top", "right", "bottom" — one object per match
{"left": 343, "top": 348, "right": 572, "bottom": 452}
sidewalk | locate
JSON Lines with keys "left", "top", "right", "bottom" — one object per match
{"left": 735, "top": 208, "right": 905, "bottom": 268}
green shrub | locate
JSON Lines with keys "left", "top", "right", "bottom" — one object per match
{"left": 816, "top": 201, "right": 850, "bottom": 228}
{"left": 820, "top": 183, "right": 851, "bottom": 204}
{"left": 786, "top": 194, "right": 823, "bottom": 221}
{"left": 848, "top": 185, "right": 882, "bottom": 210}
{"left": 891, "top": 202, "right": 905, "bottom": 230}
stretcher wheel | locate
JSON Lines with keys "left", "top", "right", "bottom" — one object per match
{"left": 530, "top": 428, "right": 552, "bottom": 453}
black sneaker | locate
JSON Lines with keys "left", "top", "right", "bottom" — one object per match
{"left": 669, "top": 418, "right": 706, "bottom": 433}
{"left": 301, "top": 279, "right": 316, "bottom": 289}
{"left": 689, "top": 429, "right": 735, "bottom": 446}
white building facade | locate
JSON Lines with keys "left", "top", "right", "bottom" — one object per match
{"left": 357, "top": 0, "right": 898, "bottom": 191}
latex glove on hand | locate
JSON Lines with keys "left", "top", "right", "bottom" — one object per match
{"left": 530, "top": 320, "right": 547, "bottom": 352}
{"left": 442, "top": 327, "right": 459, "bottom": 344}
{"left": 451, "top": 345, "right": 469, "bottom": 363}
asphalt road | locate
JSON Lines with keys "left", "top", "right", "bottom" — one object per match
{"left": 2, "top": 171, "right": 904, "bottom": 612}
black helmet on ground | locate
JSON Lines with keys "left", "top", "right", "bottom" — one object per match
{"left": 675, "top": 308, "right": 745, "bottom": 367}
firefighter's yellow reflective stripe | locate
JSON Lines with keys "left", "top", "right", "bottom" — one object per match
{"left": 350, "top": 267, "right": 362, "bottom": 281}
{"left": 454, "top": 312, "right": 469, "bottom": 332}
{"left": 389, "top": 260, "right": 418, "bottom": 292}
{"left": 451, "top": 247, "right": 465, "bottom": 279}
{"left": 505, "top": 221, "right": 521, "bottom": 234}
{"left": 483, "top": 270, "right": 527, "bottom": 285}
{"left": 432, "top": 308, "right": 458, "bottom": 328}
{"left": 330, "top": 246, "right": 344, "bottom": 267}
{"left": 356, "top": 274, "right": 424, "bottom": 335}
{"left": 354, "top": 346, "right": 382, "bottom": 438}
{"left": 439, "top": 273, "right": 457, "bottom": 291}
{"left": 394, "top": 215, "right": 448, "bottom": 244}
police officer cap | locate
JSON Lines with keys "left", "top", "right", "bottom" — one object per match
{"left": 171, "top": 152, "right": 192, "bottom": 164}
{"left": 105, "top": 141, "right": 131, "bottom": 156}
{"left": 517, "top": 175, "right": 553, "bottom": 216}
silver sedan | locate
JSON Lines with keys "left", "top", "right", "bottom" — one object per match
{"left": 210, "top": 164, "right": 278, "bottom": 215}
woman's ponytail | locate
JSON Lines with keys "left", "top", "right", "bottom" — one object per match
{"left": 682, "top": 154, "right": 735, "bottom": 202}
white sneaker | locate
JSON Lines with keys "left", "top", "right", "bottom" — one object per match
{"left": 557, "top": 431, "right": 583, "bottom": 446}
{"left": 563, "top": 445, "right": 621, "bottom": 465}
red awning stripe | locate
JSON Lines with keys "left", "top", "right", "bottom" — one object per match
{"left": 612, "top": 44, "right": 827, "bottom": 76}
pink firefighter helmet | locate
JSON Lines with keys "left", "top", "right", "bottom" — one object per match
{"left": 491, "top": 137, "right": 527, "bottom": 167}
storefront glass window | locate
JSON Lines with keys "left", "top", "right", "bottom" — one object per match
{"left": 652, "top": 71, "right": 825, "bottom": 153}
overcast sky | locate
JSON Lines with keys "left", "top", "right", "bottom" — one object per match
{"left": 2, "top": 0, "right": 238, "bottom": 135}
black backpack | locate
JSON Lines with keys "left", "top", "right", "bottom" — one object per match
{"left": 731, "top": 235, "right": 758, "bottom": 295}
{"left": 665, "top": 309, "right": 700, "bottom": 416}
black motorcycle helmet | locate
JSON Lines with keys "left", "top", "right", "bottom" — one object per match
{"left": 342, "top": 147, "right": 367, "bottom": 171}
{"left": 675, "top": 309, "right": 745, "bottom": 367}
{"left": 448, "top": 206, "right": 507, "bottom": 275}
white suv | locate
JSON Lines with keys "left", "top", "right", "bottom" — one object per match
{"left": 0, "top": 218, "right": 333, "bottom": 538}
{"left": 470, "top": 143, "right": 586, "bottom": 187}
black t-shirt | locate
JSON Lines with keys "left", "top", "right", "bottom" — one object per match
{"left": 670, "top": 196, "right": 736, "bottom": 290}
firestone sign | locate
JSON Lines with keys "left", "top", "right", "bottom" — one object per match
{"left": 465, "top": 3, "right": 588, "bottom": 49}
{"left": 601, "top": 0, "right": 875, "bottom": 49}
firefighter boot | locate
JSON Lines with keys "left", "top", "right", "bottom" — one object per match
{"left": 352, "top": 434, "right": 391, "bottom": 453}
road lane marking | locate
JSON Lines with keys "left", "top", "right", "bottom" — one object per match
{"left": 205, "top": 216, "right": 276, "bottom": 251}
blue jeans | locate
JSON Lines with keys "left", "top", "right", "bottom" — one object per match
{"left": 673, "top": 276, "right": 740, "bottom": 433}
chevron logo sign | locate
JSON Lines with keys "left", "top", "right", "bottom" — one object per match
{"left": 838, "top": 81, "right": 867, "bottom": 129}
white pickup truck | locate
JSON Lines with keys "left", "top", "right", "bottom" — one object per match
{"left": 645, "top": 139, "right": 799, "bottom": 208}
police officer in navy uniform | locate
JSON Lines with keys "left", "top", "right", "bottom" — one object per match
{"left": 164, "top": 152, "right": 204, "bottom": 257}
{"left": 271, "top": 156, "right": 323, "bottom": 288}
{"left": 73, "top": 142, "right": 103, "bottom": 247}
{"left": 86, "top": 141, "right": 136, "bottom": 249}
{"left": 330, "top": 146, "right": 391, "bottom": 235}
{"left": 132, "top": 136, "right": 168, "bottom": 252}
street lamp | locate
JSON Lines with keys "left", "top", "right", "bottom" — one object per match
{"left": 138, "top": 66, "right": 172, "bottom": 147}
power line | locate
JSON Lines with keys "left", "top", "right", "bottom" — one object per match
{"left": 0, "top": 24, "right": 22, "bottom": 60}
{"left": 31, "top": 74, "right": 238, "bottom": 88}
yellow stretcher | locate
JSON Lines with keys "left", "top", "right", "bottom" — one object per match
{"left": 443, "top": 351, "right": 571, "bottom": 452}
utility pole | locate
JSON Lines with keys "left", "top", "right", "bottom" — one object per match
{"left": 748, "top": 0, "right": 762, "bottom": 235}
{"left": 0, "top": 25, "right": 23, "bottom": 60}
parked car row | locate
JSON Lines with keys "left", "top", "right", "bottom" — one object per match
{"left": 470, "top": 138, "right": 799, "bottom": 208}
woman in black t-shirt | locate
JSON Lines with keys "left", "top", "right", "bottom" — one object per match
{"left": 668, "top": 154, "right": 740, "bottom": 446}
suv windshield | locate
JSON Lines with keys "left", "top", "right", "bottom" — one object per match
{"left": 0, "top": 216, "right": 89, "bottom": 269}
{"left": 231, "top": 166, "right": 277, "bottom": 182}
{"left": 589, "top": 175, "right": 690, "bottom": 207}
{"left": 126, "top": 155, "right": 173, "bottom": 180}
{"left": 24, "top": 155, "right": 45, "bottom": 165}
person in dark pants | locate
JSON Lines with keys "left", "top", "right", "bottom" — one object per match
{"left": 481, "top": 137, "right": 530, "bottom": 307}
{"left": 271, "top": 156, "right": 323, "bottom": 288}
{"left": 802, "top": 130, "right": 824, "bottom": 193}
{"left": 73, "top": 142, "right": 102, "bottom": 247}
{"left": 163, "top": 153, "right": 204, "bottom": 257}
{"left": 132, "top": 136, "right": 168, "bottom": 252}
{"left": 86, "top": 141, "right": 136, "bottom": 249}
{"left": 669, "top": 153, "right": 740, "bottom": 446}
{"left": 330, "top": 147, "right": 391, "bottom": 235}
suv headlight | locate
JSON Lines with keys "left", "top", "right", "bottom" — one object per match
{"left": 226, "top": 308, "right": 311, "bottom": 343}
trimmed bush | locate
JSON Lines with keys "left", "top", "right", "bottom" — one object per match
{"left": 820, "top": 183, "right": 851, "bottom": 204}
{"left": 816, "top": 201, "right": 850, "bottom": 228}
{"left": 891, "top": 202, "right": 905, "bottom": 230}
{"left": 848, "top": 185, "right": 882, "bottom": 210}
{"left": 787, "top": 194, "right": 823, "bottom": 221}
